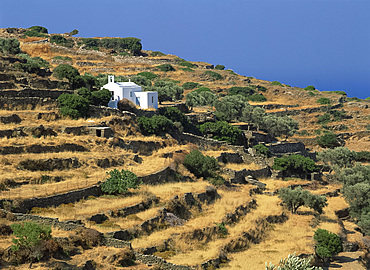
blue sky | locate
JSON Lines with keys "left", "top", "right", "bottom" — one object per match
{"left": 1, "top": 0, "right": 369, "bottom": 98}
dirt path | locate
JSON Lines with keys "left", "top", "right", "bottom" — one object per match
{"left": 325, "top": 251, "right": 365, "bottom": 270}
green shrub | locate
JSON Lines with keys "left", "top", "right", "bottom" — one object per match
{"left": 271, "top": 81, "right": 283, "bottom": 86}
{"left": 272, "top": 154, "right": 317, "bottom": 177}
{"left": 11, "top": 222, "right": 51, "bottom": 251}
{"left": 304, "top": 85, "right": 315, "bottom": 91}
{"left": 314, "top": 229, "right": 342, "bottom": 264}
{"left": 158, "top": 107, "right": 198, "bottom": 134}
{"left": 214, "top": 95, "right": 249, "bottom": 122}
{"left": 317, "top": 113, "right": 331, "bottom": 124}
{"left": 252, "top": 144, "right": 271, "bottom": 157}
{"left": 317, "top": 133, "right": 340, "bottom": 148}
{"left": 228, "top": 86, "right": 256, "bottom": 97}
{"left": 15, "top": 54, "right": 49, "bottom": 75}
{"left": 200, "top": 121, "right": 242, "bottom": 144}
{"left": 90, "top": 88, "right": 112, "bottom": 106}
{"left": 70, "top": 29, "right": 79, "bottom": 36}
{"left": 331, "top": 91, "right": 347, "bottom": 96}
{"left": 157, "top": 64, "right": 175, "bottom": 72}
{"left": 58, "top": 93, "right": 90, "bottom": 119}
{"left": 308, "top": 91, "right": 316, "bottom": 96}
{"left": 193, "top": 87, "right": 211, "bottom": 93}
{"left": 278, "top": 186, "right": 327, "bottom": 214}
{"left": 180, "top": 67, "right": 194, "bottom": 72}
{"left": 50, "top": 35, "right": 73, "bottom": 47}
{"left": 137, "top": 115, "right": 173, "bottom": 135}
{"left": 0, "top": 38, "right": 21, "bottom": 54}
{"left": 215, "top": 65, "right": 225, "bottom": 70}
{"left": 53, "top": 64, "right": 84, "bottom": 89}
{"left": 182, "top": 82, "right": 199, "bottom": 90}
{"left": 177, "top": 58, "right": 196, "bottom": 68}
{"left": 316, "top": 97, "right": 331, "bottom": 105}
{"left": 183, "top": 150, "right": 219, "bottom": 178}
{"left": 28, "top": 26, "right": 48, "bottom": 34}
{"left": 137, "top": 71, "right": 158, "bottom": 81}
{"left": 203, "top": 70, "right": 222, "bottom": 80}
{"left": 347, "top": 97, "right": 362, "bottom": 102}
{"left": 151, "top": 51, "right": 165, "bottom": 56}
{"left": 248, "top": 94, "right": 267, "bottom": 102}
{"left": 101, "top": 169, "right": 141, "bottom": 194}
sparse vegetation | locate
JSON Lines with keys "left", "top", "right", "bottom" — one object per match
{"left": 271, "top": 81, "right": 283, "bottom": 86}
{"left": 182, "top": 82, "right": 199, "bottom": 90}
{"left": 316, "top": 97, "right": 331, "bottom": 105}
{"left": 157, "top": 64, "right": 175, "bottom": 72}
{"left": 137, "top": 71, "right": 158, "bottom": 81}
{"left": 57, "top": 93, "right": 90, "bottom": 119}
{"left": 101, "top": 169, "right": 141, "bottom": 194}
{"left": 80, "top": 37, "right": 142, "bottom": 55}
{"left": 316, "top": 132, "right": 340, "bottom": 148}
{"left": 203, "top": 70, "right": 222, "bottom": 80}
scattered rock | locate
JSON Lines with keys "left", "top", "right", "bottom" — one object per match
{"left": 335, "top": 208, "right": 350, "bottom": 219}
{"left": 89, "top": 213, "right": 108, "bottom": 224}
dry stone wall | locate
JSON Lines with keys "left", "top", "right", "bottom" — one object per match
{"left": 0, "top": 185, "right": 102, "bottom": 213}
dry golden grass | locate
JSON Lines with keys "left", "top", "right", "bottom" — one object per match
{"left": 167, "top": 194, "right": 283, "bottom": 266}
{"left": 20, "top": 43, "right": 52, "bottom": 58}
{"left": 262, "top": 178, "right": 310, "bottom": 191}
{"left": 223, "top": 212, "right": 314, "bottom": 270}
{"left": 224, "top": 162, "right": 262, "bottom": 171}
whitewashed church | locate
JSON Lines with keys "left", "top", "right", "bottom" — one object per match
{"left": 102, "top": 75, "right": 158, "bottom": 109}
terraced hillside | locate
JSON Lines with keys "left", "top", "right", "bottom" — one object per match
{"left": 0, "top": 28, "right": 369, "bottom": 269}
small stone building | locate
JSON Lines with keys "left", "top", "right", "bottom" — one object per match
{"left": 102, "top": 75, "right": 158, "bottom": 109}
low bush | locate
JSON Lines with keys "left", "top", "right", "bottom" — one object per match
{"left": 228, "top": 86, "right": 256, "bottom": 97}
{"left": 81, "top": 37, "right": 142, "bottom": 55}
{"left": 272, "top": 154, "right": 317, "bottom": 177}
{"left": 203, "top": 70, "right": 222, "bottom": 80}
{"left": 304, "top": 85, "right": 315, "bottom": 91}
{"left": 50, "top": 35, "right": 73, "bottom": 47}
{"left": 186, "top": 90, "right": 217, "bottom": 109}
{"left": 58, "top": 93, "right": 90, "bottom": 119}
{"left": 158, "top": 107, "right": 198, "bottom": 134}
{"left": 356, "top": 151, "right": 370, "bottom": 162}
{"left": 182, "top": 82, "right": 199, "bottom": 90}
{"left": 11, "top": 222, "right": 52, "bottom": 252}
{"left": 16, "top": 54, "right": 49, "bottom": 75}
{"left": 101, "top": 169, "right": 141, "bottom": 194}
{"left": 215, "top": 64, "right": 225, "bottom": 70}
{"left": 137, "top": 71, "right": 158, "bottom": 81}
{"left": 314, "top": 229, "right": 342, "bottom": 264}
{"left": 331, "top": 90, "right": 347, "bottom": 96}
{"left": 137, "top": 115, "right": 173, "bottom": 135}
{"left": 199, "top": 121, "right": 242, "bottom": 144}
{"left": 252, "top": 144, "right": 271, "bottom": 157}
{"left": 248, "top": 94, "right": 267, "bottom": 102}
{"left": 316, "top": 97, "right": 331, "bottom": 105}
{"left": 177, "top": 58, "right": 196, "bottom": 68}
{"left": 151, "top": 51, "right": 165, "bottom": 56}
{"left": 28, "top": 26, "right": 48, "bottom": 34}
{"left": 271, "top": 81, "right": 283, "bottom": 86}
{"left": 0, "top": 38, "right": 21, "bottom": 54}
{"left": 157, "top": 64, "right": 175, "bottom": 72}
{"left": 183, "top": 150, "right": 219, "bottom": 179}
{"left": 316, "top": 132, "right": 340, "bottom": 148}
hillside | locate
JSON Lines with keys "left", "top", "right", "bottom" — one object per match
{"left": 0, "top": 27, "right": 369, "bottom": 270}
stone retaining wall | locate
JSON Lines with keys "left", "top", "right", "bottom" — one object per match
{"left": 0, "top": 97, "right": 56, "bottom": 110}
{"left": 0, "top": 89, "right": 72, "bottom": 99}
{"left": 226, "top": 167, "right": 271, "bottom": 183}
{"left": 0, "top": 143, "right": 87, "bottom": 155}
{"left": 0, "top": 185, "right": 102, "bottom": 213}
